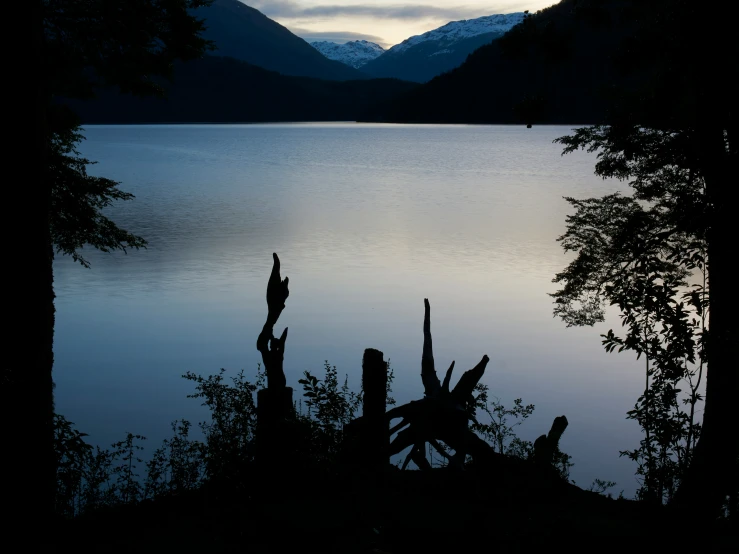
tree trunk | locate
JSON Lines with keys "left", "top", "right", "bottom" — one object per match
{"left": 674, "top": 124, "right": 739, "bottom": 516}
{"left": 7, "top": 0, "right": 56, "bottom": 537}
{"left": 256, "top": 386, "right": 294, "bottom": 469}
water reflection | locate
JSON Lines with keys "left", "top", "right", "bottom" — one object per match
{"left": 54, "top": 123, "right": 642, "bottom": 495}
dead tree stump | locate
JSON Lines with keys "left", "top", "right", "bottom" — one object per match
{"left": 362, "top": 348, "right": 389, "bottom": 471}
{"left": 255, "top": 253, "right": 293, "bottom": 466}
{"left": 386, "top": 299, "right": 491, "bottom": 470}
{"left": 256, "top": 387, "right": 294, "bottom": 467}
{"left": 534, "top": 415, "right": 569, "bottom": 467}
{"left": 385, "top": 298, "right": 570, "bottom": 476}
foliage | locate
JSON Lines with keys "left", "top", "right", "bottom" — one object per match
{"left": 300, "top": 362, "right": 362, "bottom": 430}
{"left": 468, "top": 383, "right": 573, "bottom": 480}
{"left": 34, "top": 0, "right": 216, "bottom": 523}
{"left": 470, "top": 383, "right": 535, "bottom": 457}
{"left": 145, "top": 420, "right": 205, "bottom": 498}
{"left": 53, "top": 360, "right": 393, "bottom": 517}
{"left": 183, "top": 368, "right": 259, "bottom": 481}
{"left": 552, "top": 126, "right": 707, "bottom": 504}
{"left": 588, "top": 478, "right": 619, "bottom": 498}
{"left": 551, "top": 0, "right": 738, "bottom": 514}
{"left": 54, "top": 414, "right": 93, "bottom": 517}
{"left": 82, "top": 446, "right": 117, "bottom": 511}
{"left": 53, "top": 416, "right": 146, "bottom": 517}
{"left": 111, "top": 433, "right": 146, "bottom": 504}
{"left": 43, "top": 0, "right": 214, "bottom": 100}
{"left": 552, "top": 447, "right": 575, "bottom": 482}
{"left": 297, "top": 361, "right": 395, "bottom": 463}
{"left": 49, "top": 122, "right": 147, "bottom": 267}
{"left": 53, "top": 418, "right": 208, "bottom": 516}
{"left": 42, "top": 0, "right": 216, "bottom": 259}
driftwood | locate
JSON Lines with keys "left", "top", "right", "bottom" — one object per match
{"left": 386, "top": 299, "right": 490, "bottom": 470}
{"left": 386, "top": 299, "right": 569, "bottom": 474}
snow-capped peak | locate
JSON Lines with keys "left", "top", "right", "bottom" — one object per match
{"left": 309, "top": 40, "right": 385, "bottom": 69}
{"left": 388, "top": 13, "right": 526, "bottom": 55}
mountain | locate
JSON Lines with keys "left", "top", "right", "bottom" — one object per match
{"left": 197, "top": 0, "right": 365, "bottom": 80}
{"left": 364, "top": 0, "right": 641, "bottom": 124}
{"left": 65, "top": 55, "right": 418, "bottom": 123}
{"left": 309, "top": 40, "right": 385, "bottom": 69}
{"left": 361, "top": 13, "right": 525, "bottom": 82}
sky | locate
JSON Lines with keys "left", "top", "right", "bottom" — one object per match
{"left": 246, "top": 1, "right": 559, "bottom": 47}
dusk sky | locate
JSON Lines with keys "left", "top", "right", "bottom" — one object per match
{"left": 246, "top": 1, "right": 558, "bottom": 47}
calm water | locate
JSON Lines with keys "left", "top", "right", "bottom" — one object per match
{"left": 55, "top": 123, "right": 647, "bottom": 496}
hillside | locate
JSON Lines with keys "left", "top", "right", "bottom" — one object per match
{"left": 361, "top": 32, "right": 505, "bottom": 83}
{"left": 365, "top": 0, "right": 641, "bottom": 124}
{"left": 66, "top": 56, "right": 418, "bottom": 124}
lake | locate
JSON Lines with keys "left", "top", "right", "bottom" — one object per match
{"left": 54, "top": 123, "right": 646, "bottom": 496}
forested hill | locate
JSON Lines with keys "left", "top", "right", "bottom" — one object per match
{"left": 363, "top": 0, "right": 642, "bottom": 125}
{"left": 65, "top": 56, "right": 418, "bottom": 124}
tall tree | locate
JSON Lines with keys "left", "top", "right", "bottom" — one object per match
{"left": 552, "top": 1, "right": 737, "bottom": 516}
{"left": 21, "top": 0, "right": 212, "bottom": 532}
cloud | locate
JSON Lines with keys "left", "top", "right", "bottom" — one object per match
{"left": 249, "top": 1, "right": 518, "bottom": 22}
{"left": 289, "top": 28, "right": 389, "bottom": 46}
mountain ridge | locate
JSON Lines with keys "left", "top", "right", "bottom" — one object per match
{"left": 388, "top": 12, "right": 526, "bottom": 55}
{"left": 197, "top": 0, "right": 366, "bottom": 80}
{"left": 360, "top": 12, "right": 526, "bottom": 82}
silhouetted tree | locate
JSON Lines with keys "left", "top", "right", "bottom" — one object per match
{"left": 552, "top": 0, "right": 737, "bottom": 516}
{"left": 49, "top": 122, "right": 147, "bottom": 267}
{"left": 21, "top": 0, "right": 212, "bottom": 532}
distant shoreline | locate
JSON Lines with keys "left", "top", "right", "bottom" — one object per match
{"left": 79, "top": 121, "right": 593, "bottom": 126}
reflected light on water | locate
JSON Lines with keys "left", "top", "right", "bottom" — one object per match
{"left": 54, "top": 123, "right": 643, "bottom": 495}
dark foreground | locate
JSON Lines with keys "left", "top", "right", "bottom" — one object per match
{"left": 64, "top": 463, "right": 736, "bottom": 552}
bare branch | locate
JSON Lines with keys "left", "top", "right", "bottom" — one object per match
{"left": 401, "top": 445, "right": 416, "bottom": 470}
{"left": 390, "top": 419, "right": 410, "bottom": 435}
{"left": 411, "top": 445, "right": 432, "bottom": 470}
{"left": 428, "top": 438, "right": 452, "bottom": 461}
{"left": 389, "top": 427, "right": 416, "bottom": 456}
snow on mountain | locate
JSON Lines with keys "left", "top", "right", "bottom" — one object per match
{"left": 388, "top": 12, "right": 526, "bottom": 55}
{"left": 309, "top": 40, "right": 385, "bottom": 69}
